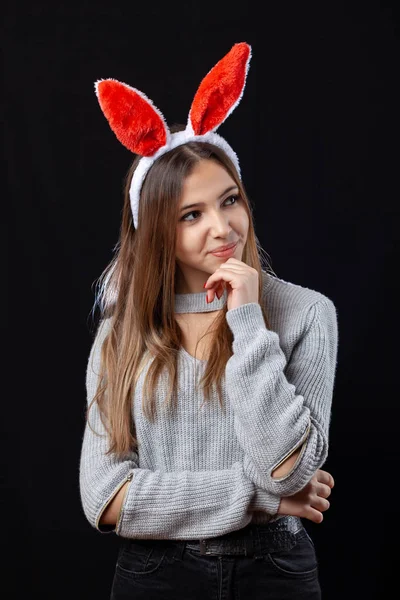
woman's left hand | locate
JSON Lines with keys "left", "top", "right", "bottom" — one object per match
{"left": 204, "top": 258, "right": 259, "bottom": 311}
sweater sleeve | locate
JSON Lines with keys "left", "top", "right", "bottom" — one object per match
{"left": 225, "top": 297, "right": 338, "bottom": 497}
{"left": 79, "top": 319, "right": 281, "bottom": 540}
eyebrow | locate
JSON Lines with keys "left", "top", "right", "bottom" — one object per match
{"left": 179, "top": 185, "right": 239, "bottom": 213}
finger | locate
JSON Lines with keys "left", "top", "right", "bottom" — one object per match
{"left": 217, "top": 263, "right": 245, "bottom": 271}
{"left": 316, "top": 482, "right": 332, "bottom": 499}
{"left": 207, "top": 285, "right": 224, "bottom": 303}
{"left": 205, "top": 278, "right": 222, "bottom": 302}
{"left": 305, "top": 507, "right": 324, "bottom": 524}
{"left": 313, "top": 495, "right": 330, "bottom": 512}
{"left": 316, "top": 470, "right": 335, "bottom": 488}
{"left": 206, "top": 283, "right": 221, "bottom": 303}
{"left": 204, "top": 266, "right": 239, "bottom": 289}
{"left": 216, "top": 282, "right": 225, "bottom": 299}
{"left": 205, "top": 274, "right": 231, "bottom": 302}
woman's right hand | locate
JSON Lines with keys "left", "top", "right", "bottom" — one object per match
{"left": 277, "top": 469, "right": 335, "bottom": 524}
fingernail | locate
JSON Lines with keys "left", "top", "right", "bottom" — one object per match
{"left": 203, "top": 282, "right": 207, "bottom": 288}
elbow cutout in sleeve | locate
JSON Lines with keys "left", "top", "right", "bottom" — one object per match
{"left": 269, "top": 420, "right": 311, "bottom": 481}
{"left": 95, "top": 471, "right": 134, "bottom": 533}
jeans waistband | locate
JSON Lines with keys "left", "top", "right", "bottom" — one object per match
{"left": 185, "top": 516, "right": 304, "bottom": 557}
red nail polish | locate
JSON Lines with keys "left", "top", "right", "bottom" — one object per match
{"left": 203, "top": 282, "right": 207, "bottom": 288}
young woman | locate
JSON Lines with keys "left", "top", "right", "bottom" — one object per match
{"left": 79, "top": 43, "right": 338, "bottom": 600}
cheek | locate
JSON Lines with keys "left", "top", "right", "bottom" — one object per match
{"left": 240, "top": 210, "right": 250, "bottom": 233}
{"left": 175, "top": 230, "right": 199, "bottom": 259}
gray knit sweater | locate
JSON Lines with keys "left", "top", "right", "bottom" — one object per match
{"left": 79, "top": 271, "right": 338, "bottom": 540}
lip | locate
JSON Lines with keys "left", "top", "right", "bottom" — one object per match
{"left": 210, "top": 241, "right": 238, "bottom": 256}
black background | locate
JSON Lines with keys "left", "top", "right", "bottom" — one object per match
{"left": 4, "top": 1, "right": 399, "bottom": 599}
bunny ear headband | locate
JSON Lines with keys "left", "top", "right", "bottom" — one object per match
{"left": 95, "top": 42, "right": 252, "bottom": 229}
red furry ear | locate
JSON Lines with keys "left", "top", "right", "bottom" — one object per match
{"left": 189, "top": 42, "right": 252, "bottom": 135}
{"left": 95, "top": 79, "right": 169, "bottom": 156}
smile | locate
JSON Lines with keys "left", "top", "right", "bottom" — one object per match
{"left": 210, "top": 241, "right": 238, "bottom": 256}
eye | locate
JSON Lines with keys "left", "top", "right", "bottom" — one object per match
{"left": 225, "top": 194, "right": 239, "bottom": 206}
{"left": 180, "top": 194, "right": 240, "bottom": 222}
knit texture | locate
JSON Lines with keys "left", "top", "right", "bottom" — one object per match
{"left": 79, "top": 271, "right": 338, "bottom": 540}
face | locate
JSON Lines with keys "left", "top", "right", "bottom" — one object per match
{"left": 175, "top": 159, "right": 250, "bottom": 294}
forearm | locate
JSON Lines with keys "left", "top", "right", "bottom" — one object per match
{"left": 81, "top": 453, "right": 281, "bottom": 538}
{"left": 225, "top": 299, "right": 337, "bottom": 496}
{"left": 100, "top": 480, "right": 130, "bottom": 526}
{"left": 98, "top": 454, "right": 292, "bottom": 528}
{"left": 271, "top": 445, "right": 303, "bottom": 479}
{"left": 226, "top": 303, "right": 312, "bottom": 470}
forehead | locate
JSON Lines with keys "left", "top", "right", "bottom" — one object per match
{"left": 181, "top": 159, "right": 236, "bottom": 200}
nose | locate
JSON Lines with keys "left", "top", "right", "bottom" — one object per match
{"left": 208, "top": 210, "right": 232, "bottom": 236}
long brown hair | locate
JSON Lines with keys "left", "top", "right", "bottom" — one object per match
{"left": 86, "top": 124, "right": 275, "bottom": 459}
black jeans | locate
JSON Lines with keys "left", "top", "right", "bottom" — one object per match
{"left": 110, "top": 517, "right": 321, "bottom": 599}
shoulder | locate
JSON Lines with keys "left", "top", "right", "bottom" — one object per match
{"left": 261, "top": 270, "right": 335, "bottom": 312}
{"left": 88, "top": 316, "right": 113, "bottom": 360}
{"left": 260, "top": 271, "right": 338, "bottom": 349}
